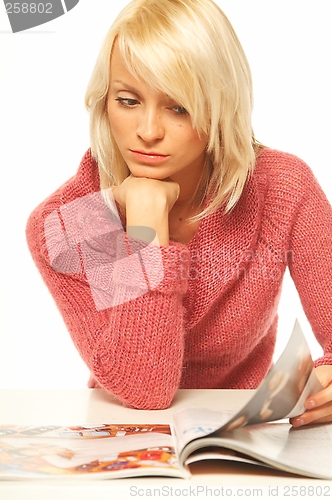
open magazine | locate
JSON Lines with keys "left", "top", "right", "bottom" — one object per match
{"left": 1, "top": 320, "right": 332, "bottom": 480}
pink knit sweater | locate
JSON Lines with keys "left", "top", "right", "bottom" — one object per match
{"left": 26, "top": 148, "right": 332, "bottom": 409}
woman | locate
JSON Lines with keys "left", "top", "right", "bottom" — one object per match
{"left": 26, "top": 0, "right": 332, "bottom": 421}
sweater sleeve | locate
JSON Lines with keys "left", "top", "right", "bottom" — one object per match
{"left": 287, "top": 163, "right": 332, "bottom": 367}
{"left": 26, "top": 192, "right": 191, "bottom": 410}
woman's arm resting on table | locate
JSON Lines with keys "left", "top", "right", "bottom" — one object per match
{"left": 26, "top": 173, "right": 190, "bottom": 410}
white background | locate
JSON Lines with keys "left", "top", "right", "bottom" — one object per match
{"left": 0, "top": 1, "right": 331, "bottom": 389}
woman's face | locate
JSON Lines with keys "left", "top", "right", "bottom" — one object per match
{"left": 107, "top": 42, "right": 208, "bottom": 187}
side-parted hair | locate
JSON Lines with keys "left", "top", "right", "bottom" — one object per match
{"left": 85, "top": 0, "right": 261, "bottom": 217}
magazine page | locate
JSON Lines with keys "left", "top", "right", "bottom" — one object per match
{"left": 173, "top": 321, "right": 322, "bottom": 455}
{"left": 182, "top": 421, "right": 332, "bottom": 480}
{"left": 0, "top": 424, "right": 188, "bottom": 480}
{"left": 173, "top": 408, "right": 235, "bottom": 452}
{"left": 185, "top": 447, "right": 274, "bottom": 469}
{"left": 210, "top": 320, "right": 323, "bottom": 432}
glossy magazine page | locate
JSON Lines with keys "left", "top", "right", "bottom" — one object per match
{"left": 0, "top": 424, "right": 188, "bottom": 480}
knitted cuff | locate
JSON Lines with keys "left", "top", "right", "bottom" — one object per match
{"left": 314, "top": 354, "right": 332, "bottom": 368}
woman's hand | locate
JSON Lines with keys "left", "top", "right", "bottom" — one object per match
{"left": 112, "top": 175, "right": 180, "bottom": 214}
{"left": 112, "top": 175, "right": 180, "bottom": 245}
{"left": 290, "top": 365, "right": 332, "bottom": 426}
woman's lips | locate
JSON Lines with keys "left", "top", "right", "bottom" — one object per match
{"left": 129, "top": 150, "right": 170, "bottom": 164}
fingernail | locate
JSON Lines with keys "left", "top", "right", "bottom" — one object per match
{"left": 306, "top": 399, "right": 316, "bottom": 409}
{"left": 293, "top": 417, "right": 305, "bottom": 427}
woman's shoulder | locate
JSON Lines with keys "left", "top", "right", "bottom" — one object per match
{"left": 26, "top": 149, "right": 101, "bottom": 257}
{"left": 255, "top": 147, "right": 313, "bottom": 179}
{"left": 248, "top": 147, "right": 332, "bottom": 237}
{"left": 30, "top": 149, "right": 100, "bottom": 218}
{"left": 253, "top": 147, "right": 319, "bottom": 201}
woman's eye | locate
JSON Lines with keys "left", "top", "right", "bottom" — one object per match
{"left": 115, "top": 97, "right": 139, "bottom": 107}
{"left": 172, "top": 105, "right": 188, "bottom": 115}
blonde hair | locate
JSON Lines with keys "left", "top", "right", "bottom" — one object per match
{"left": 85, "top": 0, "right": 260, "bottom": 217}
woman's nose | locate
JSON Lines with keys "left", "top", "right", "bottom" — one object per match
{"left": 136, "top": 107, "right": 165, "bottom": 142}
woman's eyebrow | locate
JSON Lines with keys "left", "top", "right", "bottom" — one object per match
{"left": 112, "top": 80, "right": 139, "bottom": 93}
{"left": 111, "top": 80, "right": 173, "bottom": 104}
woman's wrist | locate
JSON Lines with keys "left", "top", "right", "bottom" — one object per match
{"left": 126, "top": 195, "right": 170, "bottom": 245}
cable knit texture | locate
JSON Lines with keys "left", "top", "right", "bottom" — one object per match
{"left": 26, "top": 148, "right": 332, "bottom": 409}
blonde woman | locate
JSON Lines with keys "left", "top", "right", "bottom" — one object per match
{"left": 27, "top": 0, "right": 332, "bottom": 422}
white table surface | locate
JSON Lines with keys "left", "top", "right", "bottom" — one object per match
{"left": 0, "top": 389, "right": 331, "bottom": 500}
